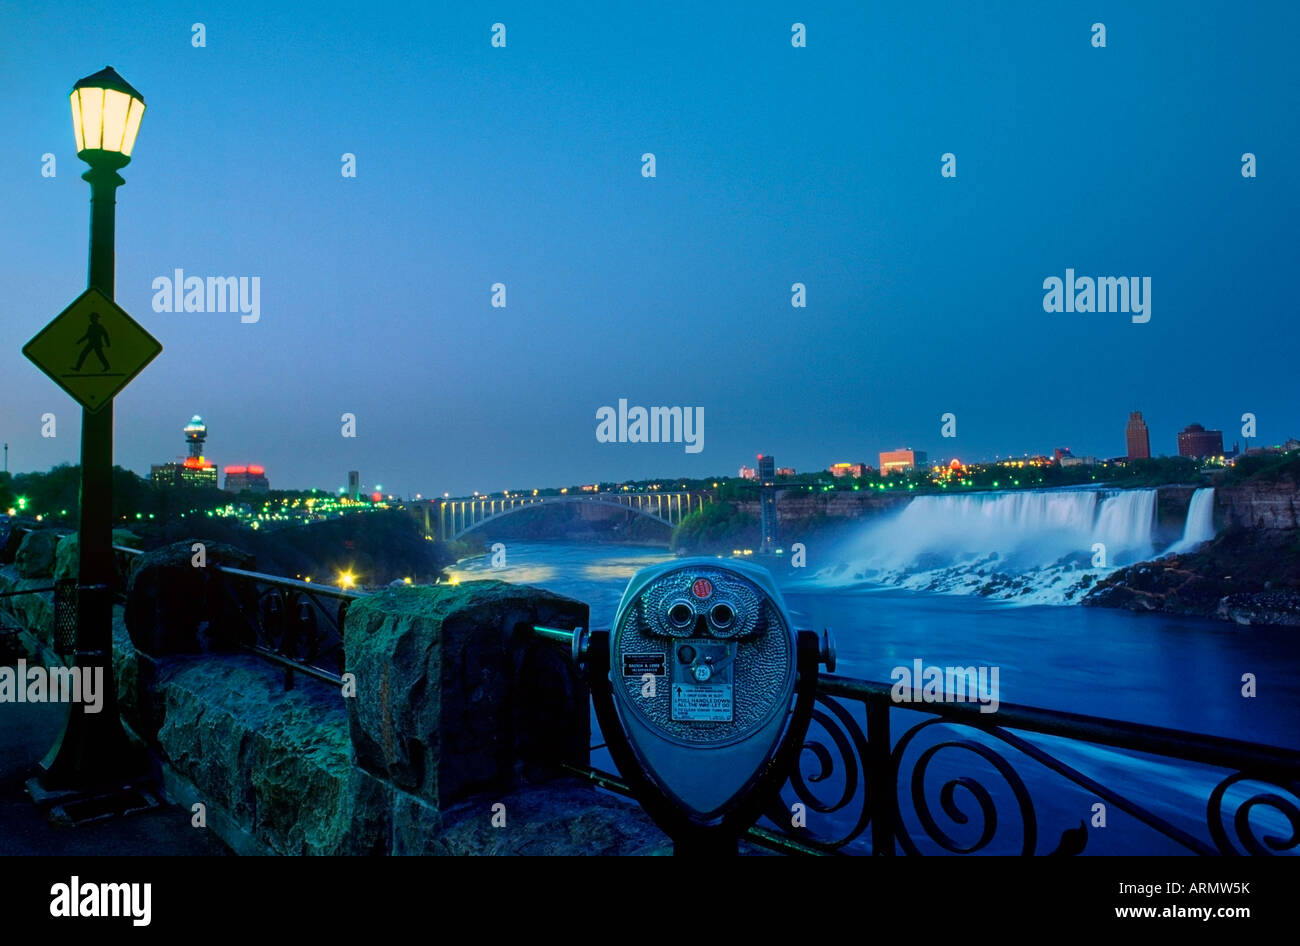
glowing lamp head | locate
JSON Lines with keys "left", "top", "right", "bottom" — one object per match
{"left": 70, "top": 66, "right": 145, "bottom": 166}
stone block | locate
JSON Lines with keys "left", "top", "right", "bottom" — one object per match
{"left": 344, "top": 581, "right": 589, "bottom": 808}
{"left": 124, "top": 540, "right": 256, "bottom": 656}
{"left": 15, "top": 530, "right": 60, "bottom": 579}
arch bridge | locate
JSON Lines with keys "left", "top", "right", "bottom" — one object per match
{"left": 415, "top": 492, "right": 712, "bottom": 541}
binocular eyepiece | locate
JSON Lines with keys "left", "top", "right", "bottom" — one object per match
{"left": 559, "top": 557, "right": 833, "bottom": 853}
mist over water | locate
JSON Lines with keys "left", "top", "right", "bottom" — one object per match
{"left": 810, "top": 488, "right": 1175, "bottom": 604}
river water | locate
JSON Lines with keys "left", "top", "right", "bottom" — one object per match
{"left": 448, "top": 541, "right": 1300, "bottom": 854}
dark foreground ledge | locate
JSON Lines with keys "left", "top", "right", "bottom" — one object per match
{"left": 125, "top": 568, "right": 671, "bottom": 855}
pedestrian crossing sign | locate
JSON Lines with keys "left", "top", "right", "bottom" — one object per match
{"left": 22, "top": 288, "right": 162, "bottom": 412}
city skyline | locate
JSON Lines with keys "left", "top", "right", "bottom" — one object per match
{"left": 3, "top": 2, "right": 1297, "bottom": 497}
{"left": 5, "top": 404, "right": 1283, "bottom": 503}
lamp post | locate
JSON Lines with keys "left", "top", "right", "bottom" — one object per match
{"left": 32, "top": 67, "right": 146, "bottom": 797}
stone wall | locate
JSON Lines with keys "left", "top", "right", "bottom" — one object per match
{"left": 4, "top": 531, "right": 665, "bottom": 855}
{"left": 733, "top": 490, "right": 911, "bottom": 529}
{"left": 0, "top": 530, "right": 139, "bottom": 665}
{"left": 0, "top": 531, "right": 68, "bottom": 663}
{"left": 1217, "top": 480, "right": 1300, "bottom": 530}
{"left": 116, "top": 546, "right": 660, "bottom": 855}
{"left": 154, "top": 656, "right": 360, "bottom": 854}
{"left": 345, "top": 582, "right": 591, "bottom": 809}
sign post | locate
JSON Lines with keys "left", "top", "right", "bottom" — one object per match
{"left": 23, "top": 288, "right": 162, "bottom": 413}
{"left": 23, "top": 67, "right": 159, "bottom": 816}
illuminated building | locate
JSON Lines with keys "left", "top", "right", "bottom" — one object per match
{"left": 1177, "top": 424, "right": 1224, "bottom": 459}
{"left": 879, "top": 448, "right": 926, "bottom": 474}
{"left": 1125, "top": 412, "right": 1151, "bottom": 460}
{"left": 184, "top": 414, "right": 207, "bottom": 459}
{"left": 151, "top": 456, "right": 217, "bottom": 488}
{"left": 225, "top": 464, "right": 270, "bottom": 493}
{"left": 829, "top": 462, "right": 868, "bottom": 478}
{"left": 930, "top": 458, "right": 965, "bottom": 484}
{"left": 776, "top": 466, "right": 795, "bottom": 477}
{"left": 151, "top": 414, "right": 217, "bottom": 488}
{"left": 347, "top": 470, "right": 360, "bottom": 501}
{"left": 738, "top": 466, "right": 757, "bottom": 480}
{"left": 756, "top": 455, "right": 776, "bottom": 552}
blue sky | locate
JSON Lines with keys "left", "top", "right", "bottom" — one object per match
{"left": 2, "top": 1, "right": 1297, "bottom": 495}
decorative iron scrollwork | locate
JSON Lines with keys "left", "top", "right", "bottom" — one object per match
{"left": 766, "top": 693, "right": 873, "bottom": 849}
{"left": 1207, "top": 772, "right": 1300, "bottom": 856}
{"left": 891, "top": 719, "right": 1038, "bottom": 855}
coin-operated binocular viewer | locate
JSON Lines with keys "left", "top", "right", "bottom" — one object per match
{"left": 557, "top": 559, "right": 834, "bottom": 855}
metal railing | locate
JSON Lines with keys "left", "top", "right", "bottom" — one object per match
{"left": 101, "top": 553, "right": 1300, "bottom": 855}
{"left": 0, "top": 586, "right": 55, "bottom": 597}
{"left": 569, "top": 675, "right": 1300, "bottom": 856}
{"left": 112, "top": 545, "right": 359, "bottom": 689}
{"left": 219, "top": 565, "right": 358, "bottom": 689}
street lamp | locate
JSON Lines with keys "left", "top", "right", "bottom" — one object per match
{"left": 32, "top": 67, "right": 146, "bottom": 799}
{"left": 70, "top": 67, "right": 146, "bottom": 164}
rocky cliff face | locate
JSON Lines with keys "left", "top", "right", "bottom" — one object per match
{"left": 1217, "top": 481, "right": 1300, "bottom": 530}
{"left": 1084, "top": 528, "right": 1300, "bottom": 626}
{"left": 1087, "top": 477, "right": 1300, "bottom": 626}
{"left": 733, "top": 491, "right": 911, "bottom": 530}
{"left": 1155, "top": 485, "right": 1198, "bottom": 544}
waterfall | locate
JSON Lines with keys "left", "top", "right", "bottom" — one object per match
{"left": 1165, "top": 488, "right": 1216, "bottom": 556}
{"left": 1093, "top": 489, "right": 1158, "bottom": 560}
{"left": 812, "top": 487, "right": 1159, "bottom": 605}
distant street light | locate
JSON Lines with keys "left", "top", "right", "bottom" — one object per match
{"left": 33, "top": 67, "right": 147, "bottom": 799}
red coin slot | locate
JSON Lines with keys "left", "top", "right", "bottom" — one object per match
{"left": 691, "top": 578, "right": 713, "bottom": 599}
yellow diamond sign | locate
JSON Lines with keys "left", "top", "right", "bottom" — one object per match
{"left": 23, "top": 288, "right": 162, "bottom": 412}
